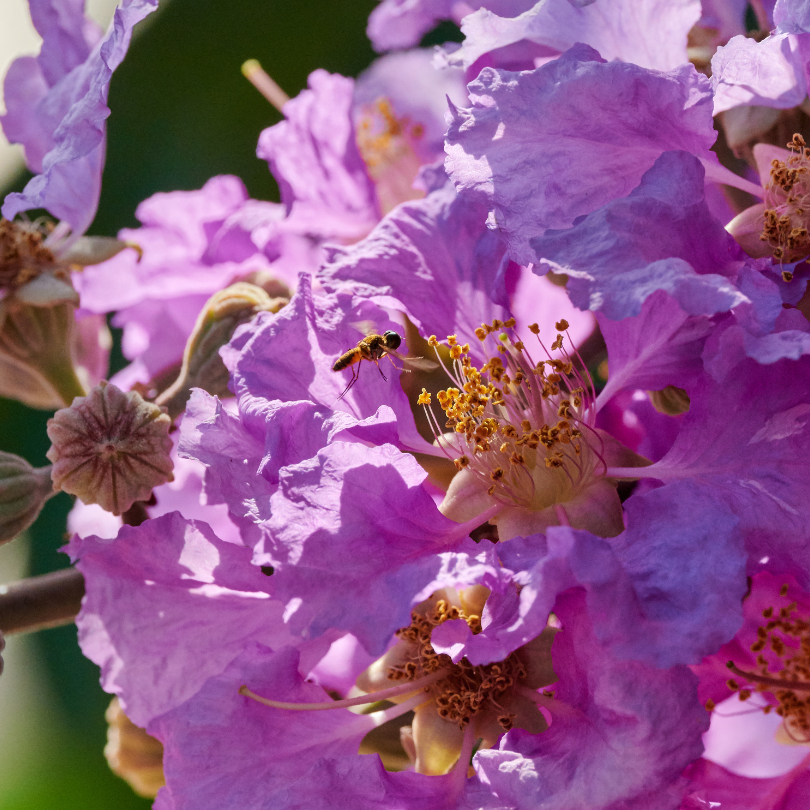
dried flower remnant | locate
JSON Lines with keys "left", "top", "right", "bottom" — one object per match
{"left": 241, "top": 586, "right": 554, "bottom": 777}
{"left": 719, "top": 583, "right": 810, "bottom": 743}
{"left": 105, "top": 698, "right": 165, "bottom": 798}
{"left": 47, "top": 382, "right": 173, "bottom": 515}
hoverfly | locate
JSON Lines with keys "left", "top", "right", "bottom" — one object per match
{"left": 332, "top": 324, "right": 438, "bottom": 400}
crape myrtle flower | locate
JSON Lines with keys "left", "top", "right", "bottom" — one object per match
{"left": 74, "top": 176, "right": 304, "bottom": 389}
{"left": 180, "top": 280, "right": 760, "bottom": 665}
{"left": 71, "top": 533, "right": 708, "bottom": 809}
{"left": 1, "top": 0, "right": 159, "bottom": 240}
{"left": 438, "top": 0, "right": 701, "bottom": 72}
{"left": 256, "top": 55, "right": 466, "bottom": 241}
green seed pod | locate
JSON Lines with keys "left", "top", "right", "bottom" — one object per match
{"left": 0, "top": 451, "right": 55, "bottom": 544}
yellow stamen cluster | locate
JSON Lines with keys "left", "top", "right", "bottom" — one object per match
{"left": 419, "top": 318, "right": 590, "bottom": 502}
{"left": 760, "top": 133, "right": 810, "bottom": 279}
{"left": 356, "top": 97, "right": 424, "bottom": 171}
{"left": 388, "top": 599, "right": 526, "bottom": 731}
{"left": 724, "top": 583, "right": 810, "bottom": 741}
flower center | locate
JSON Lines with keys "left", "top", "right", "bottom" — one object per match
{"left": 388, "top": 596, "right": 527, "bottom": 732}
{"left": 760, "top": 134, "right": 810, "bottom": 277}
{"left": 355, "top": 97, "right": 425, "bottom": 214}
{"left": 0, "top": 219, "right": 60, "bottom": 293}
{"left": 418, "top": 318, "right": 603, "bottom": 512}
{"left": 718, "top": 583, "right": 810, "bottom": 742}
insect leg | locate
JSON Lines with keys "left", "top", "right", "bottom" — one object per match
{"left": 373, "top": 360, "right": 388, "bottom": 382}
{"left": 337, "top": 361, "right": 361, "bottom": 401}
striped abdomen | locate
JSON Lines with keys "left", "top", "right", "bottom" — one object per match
{"left": 333, "top": 348, "right": 362, "bottom": 372}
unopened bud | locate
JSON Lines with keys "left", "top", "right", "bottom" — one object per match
{"left": 105, "top": 698, "right": 165, "bottom": 798}
{"left": 0, "top": 452, "right": 56, "bottom": 544}
{"left": 156, "top": 282, "right": 287, "bottom": 419}
{"left": 649, "top": 385, "right": 691, "bottom": 416}
{"left": 47, "top": 382, "right": 173, "bottom": 515}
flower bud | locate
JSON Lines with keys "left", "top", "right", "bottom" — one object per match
{"left": 47, "top": 382, "right": 174, "bottom": 515}
{"left": 0, "top": 451, "right": 56, "bottom": 544}
{"left": 156, "top": 282, "right": 287, "bottom": 420}
{"left": 104, "top": 698, "right": 165, "bottom": 798}
{"left": 649, "top": 385, "right": 691, "bottom": 416}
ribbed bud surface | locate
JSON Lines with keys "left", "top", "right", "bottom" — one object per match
{"left": 47, "top": 382, "right": 173, "bottom": 515}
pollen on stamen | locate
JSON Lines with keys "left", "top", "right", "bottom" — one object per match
{"left": 760, "top": 134, "right": 810, "bottom": 268}
{"left": 415, "top": 315, "right": 602, "bottom": 514}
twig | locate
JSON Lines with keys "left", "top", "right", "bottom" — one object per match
{"left": 0, "top": 567, "right": 85, "bottom": 635}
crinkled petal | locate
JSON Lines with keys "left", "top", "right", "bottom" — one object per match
{"left": 532, "top": 151, "right": 746, "bottom": 319}
{"left": 224, "top": 274, "right": 430, "bottom": 453}
{"left": 262, "top": 440, "right": 465, "bottom": 653}
{"left": 445, "top": 0, "right": 700, "bottom": 71}
{"left": 647, "top": 357, "right": 810, "bottom": 582}
{"left": 595, "top": 291, "right": 715, "bottom": 409}
{"left": 775, "top": 0, "right": 810, "bottom": 33}
{"left": 319, "top": 180, "right": 509, "bottom": 355}
{"left": 2, "top": 0, "right": 159, "bottom": 235}
{"left": 66, "top": 512, "right": 318, "bottom": 727}
{"left": 445, "top": 44, "right": 716, "bottom": 265}
{"left": 257, "top": 70, "right": 379, "bottom": 241}
{"left": 474, "top": 589, "right": 708, "bottom": 810}
{"left": 711, "top": 33, "right": 808, "bottom": 115}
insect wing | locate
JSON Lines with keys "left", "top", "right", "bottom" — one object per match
{"left": 388, "top": 351, "right": 439, "bottom": 371}
{"left": 348, "top": 319, "right": 379, "bottom": 338}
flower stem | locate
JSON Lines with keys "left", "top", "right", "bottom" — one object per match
{"left": 0, "top": 567, "right": 85, "bottom": 634}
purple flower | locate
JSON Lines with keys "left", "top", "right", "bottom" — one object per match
{"left": 442, "top": 0, "right": 701, "bottom": 72}
{"left": 445, "top": 44, "right": 719, "bottom": 267}
{"left": 74, "top": 175, "right": 305, "bottom": 386}
{"left": 1, "top": 0, "right": 159, "bottom": 239}
{"left": 137, "top": 550, "right": 708, "bottom": 809}
{"left": 257, "top": 70, "right": 380, "bottom": 242}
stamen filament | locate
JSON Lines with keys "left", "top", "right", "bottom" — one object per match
{"left": 238, "top": 668, "right": 448, "bottom": 711}
{"left": 726, "top": 661, "right": 810, "bottom": 693}
{"left": 241, "top": 59, "right": 290, "bottom": 112}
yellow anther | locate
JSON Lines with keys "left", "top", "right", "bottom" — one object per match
{"left": 428, "top": 335, "right": 439, "bottom": 346}
{"left": 417, "top": 389, "right": 432, "bottom": 406}
{"left": 475, "top": 327, "right": 487, "bottom": 341}
{"left": 447, "top": 335, "right": 458, "bottom": 346}
{"left": 555, "top": 319, "right": 569, "bottom": 331}
{"left": 504, "top": 317, "right": 516, "bottom": 328}
{"left": 454, "top": 456, "right": 469, "bottom": 470}
{"left": 490, "top": 467, "right": 504, "bottom": 481}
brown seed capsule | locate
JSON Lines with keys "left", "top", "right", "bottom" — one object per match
{"left": 46, "top": 382, "right": 174, "bottom": 515}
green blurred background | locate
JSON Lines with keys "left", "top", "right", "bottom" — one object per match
{"left": 0, "top": 1, "right": 462, "bottom": 806}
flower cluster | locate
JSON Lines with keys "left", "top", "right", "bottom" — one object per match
{"left": 6, "top": 0, "right": 810, "bottom": 808}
